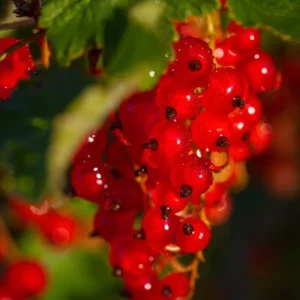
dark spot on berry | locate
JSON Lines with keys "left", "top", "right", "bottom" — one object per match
{"left": 110, "top": 113, "right": 123, "bottom": 131}
{"left": 242, "top": 132, "right": 250, "bottom": 141}
{"left": 188, "top": 60, "right": 202, "bottom": 72}
{"left": 111, "top": 168, "right": 122, "bottom": 179}
{"left": 216, "top": 136, "right": 229, "bottom": 148}
{"left": 134, "top": 165, "right": 148, "bottom": 177}
{"left": 89, "top": 230, "right": 99, "bottom": 238}
{"left": 144, "top": 138, "right": 158, "bottom": 151}
{"left": 113, "top": 265, "right": 123, "bottom": 277}
{"left": 232, "top": 95, "right": 245, "bottom": 108}
{"left": 134, "top": 228, "right": 146, "bottom": 240}
{"left": 165, "top": 107, "right": 177, "bottom": 120}
{"left": 160, "top": 205, "right": 172, "bottom": 220}
{"left": 162, "top": 286, "right": 172, "bottom": 297}
{"left": 183, "top": 223, "right": 194, "bottom": 235}
{"left": 180, "top": 185, "right": 192, "bottom": 197}
{"left": 106, "top": 199, "right": 122, "bottom": 212}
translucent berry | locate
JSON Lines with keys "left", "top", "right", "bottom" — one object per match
{"left": 176, "top": 217, "right": 211, "bottom": 253}
{"left": 228, "top": 113, "right": 252, "bottom": 146}
{"left": 205, "top": 192, "right": 232, "bottom": 225}
{"left": 0, "top": 37, "right": 35, "bottom": 99}
{"left": 3, "top": 260, "right": 47, "bottom": 298}
{"left": 70, "top": 161, "right": 111, "bottom": 203}
{"left": 153, "top": 181, "right": 188, "bottom": 213}
{"left": 170, "top": 154, "right": 213, "bottom": 201}
{"left": 109, "top": 235, "right": 155, "bottom": 280}
{"left": 242, "top": 93, "right": 263, "bottom": 125}
{"left": 250, "top": 122, "right": 273, "bottom": 155}
{"left": 214, "top": 38, "right": 240, "bottom": 67}
{"left": 238, "top": 51, "right": 277, "bottom": 92}
{"left": 93, "top": 208, "right": 135, "bottom": 242}
{"left": 142, "top": 207, "right": 178, "bottom": 251}
{"left": 202, "top": 67, "right": 245, "bottom": 115}
{"left": 173, "top": 36, "right": 213, "bottom": 88}
{"left": 143, "top": 120, "right": 192, "bottom": 169}
{"left": 230, "top": 28, "right": 261, "bottom": 53}
{"left": 204, "top": 183, "right": 227, "bottom": 206}
{"left": 191, "top": 111, "right": 230, "bottom": 152}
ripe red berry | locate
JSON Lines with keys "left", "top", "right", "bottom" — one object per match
{"left": 238, "top": 51, "right": 277, "bottom": 92}
{"left": 170, "top": 154, "right": 213, "bottom": 201}
{"left": 156, "top": 76, "right": 201, "bottom": 121}
{"left": 229, "top": 144, "right": 251, "bottom": 161}
{"left": 191, "top": 111, "right": 230, "bottom": 152}
{"left": 93, "top": 208, "right": 135, "bottom": 242}
{"left": 73, "top": 125, "right": 107, "bottom": 164}
{"left": 176, "top": 217, "right": 211, "bottom": 253}
{"left": 173, "top": 36, "right": 213, "bottom": 88}
{"left": 155, "top": 272, "right": 190, "bottom": 299}
{"left": 214, "top": 38, "right": 240, "bottom": 67}
{"left": 242, "top": 93, "right": 263, "bottom": 125}
{"left": 202, "top": 67, "right": 245, "bottom": 115}
{"left": 3, "top": 260, "right": 47, "bottom": 298}
{"left": 109, "top": 235, "right": 155, "bottom": 280}
{"left": 205, "top": 192, "right": 232, "bottom": 225}
{"left": 228, "top": 113, "right": 252, "bottom": 146}
{"left": 230, "top": 28, "right": 261, "bottom": 53}
{"left": 70, "top": 161, "right": 111, "bottom": 203}
{"left": 143, "top": 120, "right": 192, "bottom": 169}
{"left": 250, "top": 122, "right": 273, "bottom": 155}
{"left": 153, "top": 181, "right": 188, "bottom": 213}
{"left": 118, "top": 90, "right": 158, "bottom": 145}
{"left": 0, "top": 37, "right": 35, "bottom": 99}
{"left": 37, "top": 211, "right": 77, "bottom": 246}
{"left": 142, "top": 207, "right": 178, "bottom": 251}
{"left": 204, "top": 183, "right": 226, "bottom": 206}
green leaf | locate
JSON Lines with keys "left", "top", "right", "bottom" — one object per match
{"left": 162, "top": 0, "right": 220, "bottom": 19}
{"left": 39, "top": 0, "right": 135, "bottom": 65}
{"left": 103, "top": 3, "right": 173, "bottom": 89}
{"left": 0, "top": 68, "right": 94, "bottom": 202}
{"left": 19, "top": 231, "right": 123, "bottom": 300}
{"left": 227, "top": 0, "right": 300, "bottom": 40}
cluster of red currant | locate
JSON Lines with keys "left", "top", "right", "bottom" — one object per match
{"left": 0, "top": 260, "right": 46, "bottom": 299}
{"left": 0, "top": 37, "right": 35, "bottom": 99}
{"left": 70, "top": 21, "right": 277, "bottom": 299}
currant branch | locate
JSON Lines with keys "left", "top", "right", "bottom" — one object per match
{"left": 0, "top": 19, "right": 35, "bottom": 30}
{"left": 0, "top": 30, "right": 45, "bottom": 62}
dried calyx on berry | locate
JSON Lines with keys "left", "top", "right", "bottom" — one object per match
{"left": 144, "top": 138, "right": 158, "bottom": 151}
{"left": 162, "top": 286, "right": 172, "bottom": 297}
{"left": 232, "top": 95, "right": 245, "bottom": 108}
{"left": 165, "top": 107, "right": 177, "bottom": 120}
{"left": 134, "top": 165, "right": 148, "bottom": 177}
{"left": 89, "top": 230, "right": 100, "bottom": 238}
{"left": 160, "top": 205, "right": 172, "bottom": 220}
{"left": 183, "top": 223, "right": 194, "bottom": 235}
{"left": 133, "top": 228, "right": 146, "bottom": 240}
{"left": 180, "top": 185, "right": 192, "bottom": 197}
{"left": 216, "top": 136, "right": 229, "bottom": 148}
{"left": 111, "top": 168, "right": 122, "bottom": 179}
{"left": 188, "top": 59, "right": 202, "bottom": 72}
{"left": 110, "top": 113, "right": 123, "bottom": 131}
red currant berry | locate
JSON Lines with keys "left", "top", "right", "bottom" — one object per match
{"left": 73, "top": 125, "right": 107, "bottom": 164}
{"left": 156, "top": 76, "right": 201, "bottom": 121}
{"left": 191, "top": 111, "right": 230, "bottom": 152}
{"left": 70, "top": 161, "right": 111, "bottom": 203}
{"left": 153, "top": 181, "right": 188, "bottom": 213}
{"left": 156, "top": 272, "right": 190, "bottom": 298}
{"left": 250, "top": 122, "right": 273, "bottom": 155}
{"left": 118, "top": 90, "right": 158, "bottom": 145}
{"left": 3, "top": 260, "right": 47, "bottom": 298}
{"left": 143, "top": 120, "right": 192, "bottom": 169}
{"left": 229, "top": 144, "right": 251, "bottom": 161}
{"left": 242, "top": 93, "right": 263, "bottom": 125}
{"left": 37, "top": 211, "right": 77, "bottom": 246}
{"left": 238, "top": 51, "right": 277, "bottom": 92}
{"left": 93, "top": 208, "right": 135, "bottom": 242}
{"left": 142, "top": 207, "right": 178, "bottom": 251}
{"left": 214, "top": 38, "right": 240, "bottom": 67}
{"left": 204, "top": 183, "right": 226, "bottom": 206}
{"left": 109, "top": 235, "right": 155, "bottom": 280}
{"left": 0, "top": 37, "right": 35, "bottom": 99}
{"left": 173, "top": 36, "right": 213, "bottom": 88}
{"left": 170, "top": 154, "right": 213, "bottom": 200}
{"left": 205, "top": 192, "right": 232, "bottom": 225}
{"left": 228, "top": 113, "right": 252, "bottom": 146}
{"left": 202, "top": 67, "right": 245, "bottom": 115}
{"left": 176, "top": 217, "right": 211, "bottom": 253}
{"left": 230, "top": 28, "right": 261, "bottom": 53}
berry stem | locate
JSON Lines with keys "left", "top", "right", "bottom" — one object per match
{"left": 0, "top": 19, "right": 35, "bottom": 30}
{"left": 0, "top": 29, "right": 45, "bottom": 62}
